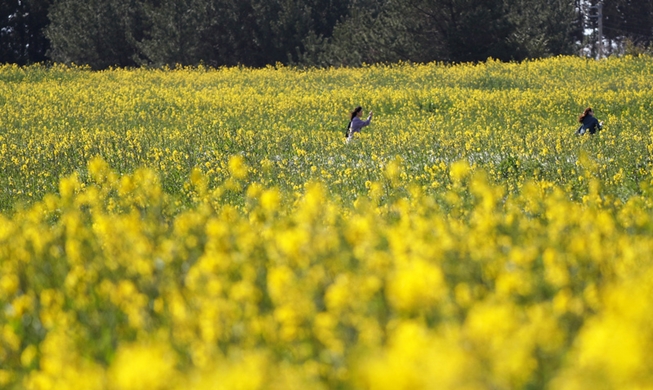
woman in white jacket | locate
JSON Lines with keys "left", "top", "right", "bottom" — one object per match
{"left": 346, "top": 106, "right": 373, "bottom": 143}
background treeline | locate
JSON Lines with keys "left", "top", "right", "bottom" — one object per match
{"left": 2, "top": 0, "right": 653, "bottom": 69}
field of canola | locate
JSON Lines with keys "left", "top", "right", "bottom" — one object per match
{"left": 2, "top": 56, "right": 653, "bottom": 389}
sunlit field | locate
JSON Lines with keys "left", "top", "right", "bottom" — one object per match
{"left": 2, "top": 56, "right": 653, "bottom": 389}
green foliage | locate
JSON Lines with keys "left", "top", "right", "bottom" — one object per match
{"left": 46, "top": 0, "right": 143, "bottom": 69}
{"left": 301, "top": 0, "right": 579, "bottom": 67}
{"left": 505, "top": 0, "right": 578, "bottom": 59}
{"left": 602, "top": 0, "right": 653, "bottom": 51}
{"left": 0, "top": 0, "right": 52, "bottom": 64}
{"left": 4, "top": 0, "right": 653, "bottom": 68}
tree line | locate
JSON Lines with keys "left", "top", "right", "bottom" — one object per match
{"left": 2, "top": 0, "right": 652, "bottom": 69}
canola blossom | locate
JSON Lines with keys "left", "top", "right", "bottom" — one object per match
{"left": 2, "top": 57, "right": 653, "bottom": 389}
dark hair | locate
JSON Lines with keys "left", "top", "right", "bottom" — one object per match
{"left": 345, "top": 106, "right": 363, "bottom": 137}
{"left": 579, "top": 107, "right": 593, "bottom": 123}
{"left": 350, "top": 106, "right": 362, "bottom": 121}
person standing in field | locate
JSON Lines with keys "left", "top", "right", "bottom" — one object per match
{"left": 576, "top": 107, "right": 603, "bottom": 135}
{"left": 346, "top": 106, "right": 373, "bottom": 143}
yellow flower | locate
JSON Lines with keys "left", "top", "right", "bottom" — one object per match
{"left": 110, "top": 342, "right": 176, "bottom": 390}
{"left": 228, "top": 155, "right": 248, "bottom": 179}
{"left": 58, "top": 173, "right": 79, "bottom": 200}
{"left": 450, "top": 160, "right": 470, "bottom": 183}
{"left": 387, "top": 259, "right": 445, "bottom": 313}
{"left": 260, "top": 188, "right": 281, "bottom": 212}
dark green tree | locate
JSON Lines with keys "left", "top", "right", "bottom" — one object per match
{"left": 135, "top": 0, "right": 209, "bottom": 67}
{"left": 602, "top": 0, "right": 653, "bottom": 51}
{"left": 405, "top": 0, "right": 519, "bottom": 63}
{"left": 40, "top": 0, "right": 587, "bottom": 69}
{"left": 0, "top": 0, "right": 52, "bottom": 64}
{"left": 46, "top": 0, "right": 144, "bottom": 69}
{"left": 300, "top": 0, "right": 418, "bottom": 66}
{"left": 307, "top": 0, "right": 580, "bottom": 66}
{"left": 135, "top": 0, "right": 349, "bottom": 67}
{"left": 505, "top": 0, "right": 577, "bottom": 59}
{"left": 309, "top": 0, "right": 520, "bottom": 66}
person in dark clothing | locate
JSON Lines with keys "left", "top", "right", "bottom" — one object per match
{"left": 345, "top": 106, "right": 373, "bottom": 143}
{"left": 576, "top": 107, "right": 603, "bottom": 135}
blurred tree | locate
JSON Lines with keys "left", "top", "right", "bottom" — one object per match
{"left": 136, "top": 0, "right": 349, "bottom": 67}
{"left": 505, "top": 0, "right": 577, "bottom": 59}
{"left": 35, "top": 0, "right": 592, "bottom": 68}
{"left": 135, "top": 0, "right": 208, "bottom": 67}
{"left": 300, "top": 0, "right": 418, "bottom": 66}
{"left": 46, "top": 0, "right": 144, "bottom": 69}
{"left": 0, "top": 0, "right": 52, "bottom": 64}
{"left": 410, "top": 0, "right": 518, "bottom": 62}
{"left": 307, "top": 0, "right": 520, "bottom": 66}
{"left": 602, "top": 0, "right": 653, "bottom": 53}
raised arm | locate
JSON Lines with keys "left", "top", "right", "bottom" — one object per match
{"left": 352, "top": 116, "right": 371, "bottom": 128}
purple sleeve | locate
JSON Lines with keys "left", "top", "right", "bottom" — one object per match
{"left": 352, "top": 117, "right": 371, "bottom": 130}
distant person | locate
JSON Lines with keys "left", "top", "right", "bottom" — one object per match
{"left": 345, "top": 106, "right": 373, "bottom": 143}
{"left": 576, "top": 107, "right": 603, "bottom": 135}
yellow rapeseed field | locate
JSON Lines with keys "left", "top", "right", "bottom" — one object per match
{"left": 2, "top": 56, "right": 653, "bottom": 389}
